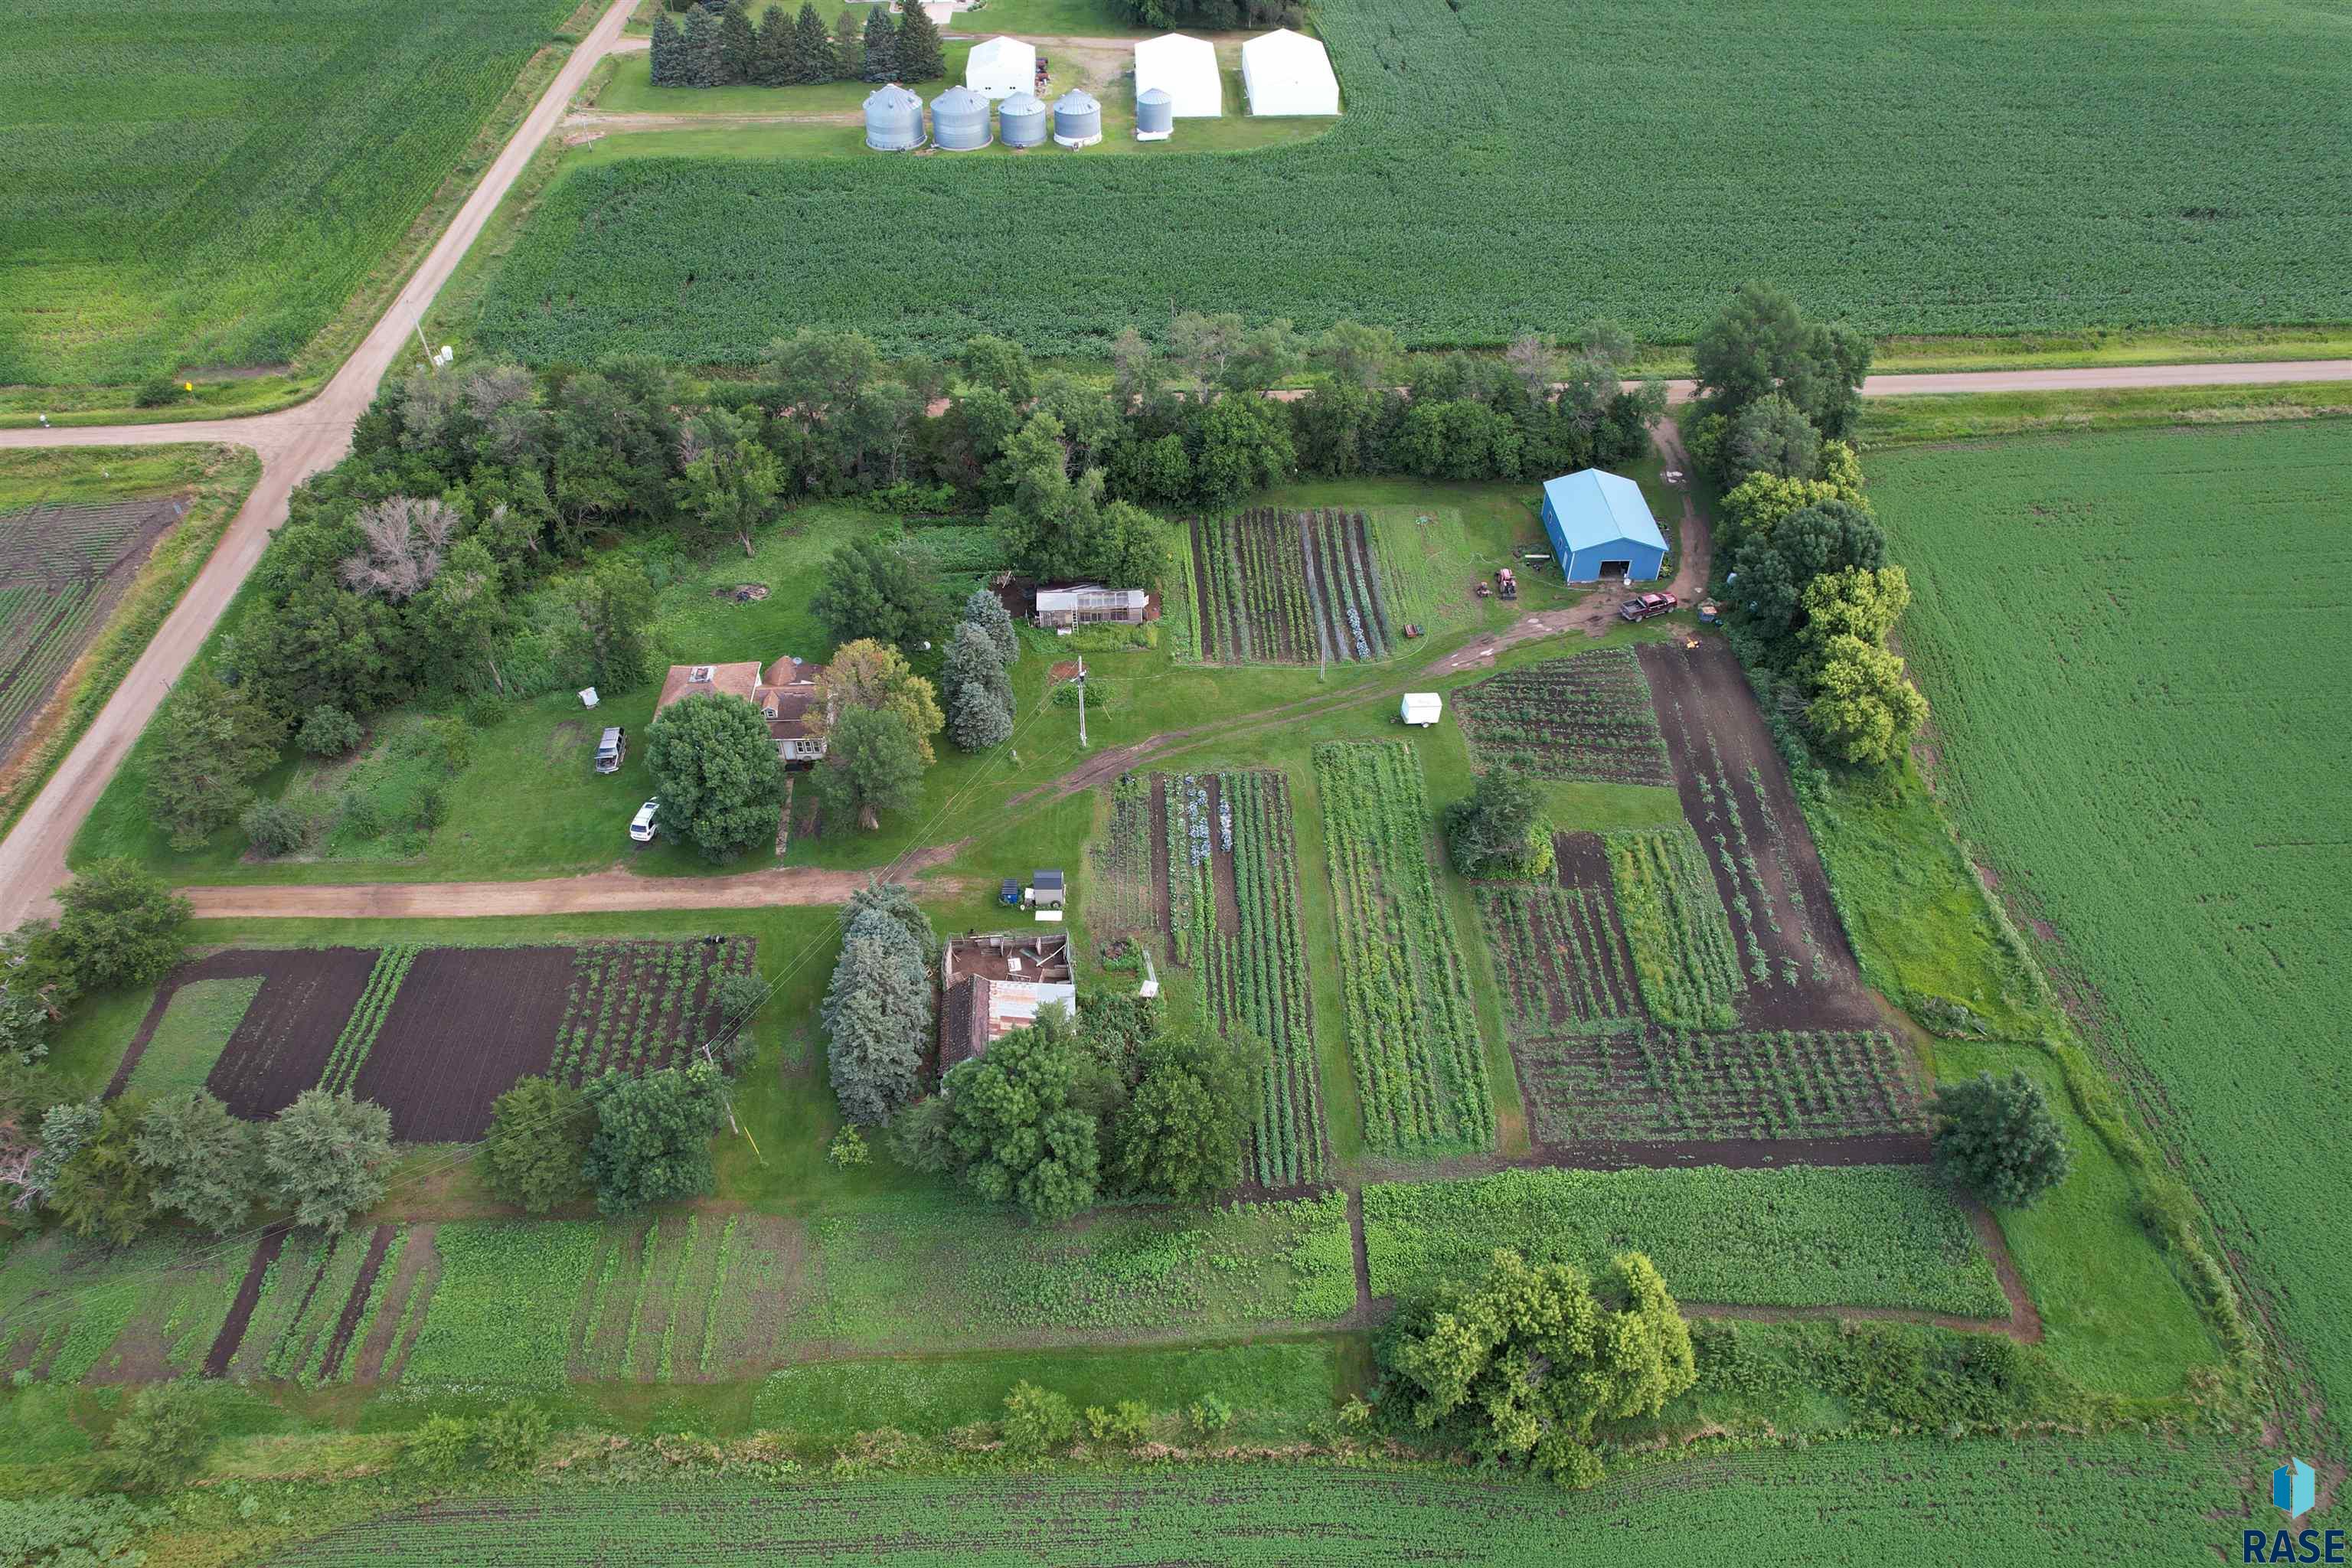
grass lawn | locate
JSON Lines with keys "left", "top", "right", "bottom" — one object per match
{"left": 122, "top": 977, "right": 263, "bottom": 1099}
{"left": 1857, "top": 380, "right": 2352, "bottom": 448}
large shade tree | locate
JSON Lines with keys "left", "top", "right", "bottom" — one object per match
{"left": 645, "top": 692, "right": 788, "bottom": 860}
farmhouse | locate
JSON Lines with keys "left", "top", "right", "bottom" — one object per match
{"left": 939, "top": 931, "right": 1076, "bottom": 1076}
{"left": 1133, "top": 34, "right": 1223, "bottom": 118}
{"left": 1241, "top": 28, "right": 1340, "bottom": 116}
{"left": 1540, "top": 469, "right": 1668, "bottom": 583}
{"left": 1034, "top": 583, "right": 1148, "bottom": 629}
{"left": 654, "top": 656, "right": 830, "bottom": 763}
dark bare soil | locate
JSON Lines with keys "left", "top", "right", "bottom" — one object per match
{"left": 1501, "top": 1132, "right": 1932, "bottom": 1172}
{"left": 354, "top": 946, "right": 573, "bottom": 1142}
{"left": 158, "top": 948, "right": 381, "bottom": 1118}
{"left": 1640, "top": 639, "right": 1880, "bottom": 1030}
{"left": 318, "top": 1226, "right": 394, "bottom": 1382}
{"left": 204, "top": 1227, "right": 288, "bottom": 1377}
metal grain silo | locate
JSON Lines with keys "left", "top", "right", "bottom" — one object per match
{"left": 1134, "top": 87, "right": 1174, "bottom": 140}
{"left": 930, "top": 85, "right": 992, "bottom": 151}
{"left": 998, "top": 90, "right": 1047, "bottom": 148}
{"left": 863, "top": 84, "right": 925, "bottom": 151}
{"left": 1051, "top": 88, "right": 1102, "bottom": 149}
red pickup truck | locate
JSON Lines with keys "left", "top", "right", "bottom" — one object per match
{"left": 1617, "top": 591, "right": 1680, "bottom": 623}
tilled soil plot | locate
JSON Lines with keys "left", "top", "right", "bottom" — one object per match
{"left": 143, "top": 948, "right": 382, "bottom": 1118}
{"left": 355, "top": 946, "right": 574, "bottom": 1142}
{"left": 1638, "top": 639, "right": 1880, "bottom": 1030}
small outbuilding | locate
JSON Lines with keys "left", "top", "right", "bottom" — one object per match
{"left": 965, "top": 34, "right": 1036, "bottom": 100}
{"left": 1240, "top": 28, "right": 1339, "bottom": 116}
{"left": 1400, "top": 692, "right": 1442, "bottom": 728}
{"left": 1540, "top": 469, "right": 1668, "bottom": 583}
{"left": 1034, "top": 583, "right": 1147, "bottom": 628}
{"left": 1133, "top": 33, "right": 1222, "bottom": 117}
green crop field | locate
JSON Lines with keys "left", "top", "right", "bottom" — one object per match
{"left": 471, "top": 0, "right": 2352, "bottom": 364}
{"left": 1869, "top": 420, "right": 2352, "bottom": 1415}
{"left": 270, "top": 1436, "right": 2256, "bottom": 1564}
{"left": 1, "top": 0, "right": 577, "bottom": 386}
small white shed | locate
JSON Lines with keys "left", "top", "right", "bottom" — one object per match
{"left": 965, "top": 35, "right": 1036, "bottom": 100}
{"left": 1400, "top": 692, "right": 1442, "bottom": 727}
{"left": 1133, "top": 33, "right": 1223, "bottom": 117}
{"left": 1241, "top": 28, "right": 1339, "bottom": 116}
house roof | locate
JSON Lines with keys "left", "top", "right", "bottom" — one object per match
{"left": 657, "top": 658, "right": 826, "bottom": 743}
{"left": 1540, "top": 469, "right": 1667, "bottom": 555}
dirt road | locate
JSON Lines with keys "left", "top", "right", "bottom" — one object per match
{"left": 0, "top": 0, "right": 638, "bottom": 931}
{"left": 181, "top": 852, "right": 978, "bottom": 920}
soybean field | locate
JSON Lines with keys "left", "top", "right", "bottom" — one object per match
{"left": 475, "top": 0, "right": 2352, "bottom": 363}
{"left": 1870, "top": 420, "right": 2352, "bottom": 1421}
{"left": 2, "top": 0, "right": 577, "bottom": 384}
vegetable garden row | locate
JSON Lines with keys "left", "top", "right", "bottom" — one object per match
{"left": 1314, "top": 743, "right": 1493, "bottom": 1155}
{"left": 1453, "top": 648, "right": 1675, "bottom": 786}
{"left": 1187, "top": 510, "right": 1393, "bottom": 666}
{"left": 1511, "top": 1026, "right": 1924, "bottom": 1147}
{"left": 0, "top": 497, "right": 182, "bottom": 746}
{"left": 1606, "top": 826, "right": 1745, "bottom": 1028}
{"left": 552, "top": 939, "right": 757, "bottom": 1086}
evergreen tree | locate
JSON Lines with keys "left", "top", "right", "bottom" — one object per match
{"left": 791, "top": 0, "right": 838, "bottom": 83}
{"left": 961, "top": 586, "right": 1021, "bottom": 666}
{"left": 943, "top": 620, "right": 1012, "bottom": 710}
{"left": 893, "top": 0, "right": 946, "bottom": 82}
{"left": 136, "top": 1089, "right": 255, "bottom": 1236}
{"left": 717, "top": 0, "right": 758, "bottom": 83}
{"left": 829, "top": 6, "right": 863, "bottom": 80}
{"left": 838, "top": 877, "right": 936, "bottom": 956}
{"left": 947, "top": 681, "right": 1014, "bottom": 751}
{"left": 682, "top": 4, "right": 724, "bottom": 87}
{"left": 820, "top": 907, "right": 930, "bottom": 1124}
{"left": 751, "top": 3, "right": 794, "bottom": 85}
{"left": 649, "top": 8, "right": 686, "bottom": 86}
{"left": 859, "top": 5, "right": 899, "bottom": 82}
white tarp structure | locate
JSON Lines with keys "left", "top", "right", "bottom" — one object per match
{"left": 1241, "top": 28, "right": 1339, "bottom": 116}
{"left": 965, "top": 35, "right": 1036, "bottom": 100}
{"left": 1133, "top": 33, "right": 1222, "bottom": 117}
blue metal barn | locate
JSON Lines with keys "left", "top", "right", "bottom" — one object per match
{"left": 1539, "top": 469, "right": 1667, "bottom": 582}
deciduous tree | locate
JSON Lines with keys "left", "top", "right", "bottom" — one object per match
{"left": 135, "top": 1089, "right": 254, "bottom": 1235}
{"left": 1803, "top": 635, "right": 1927, "bottom": 766}
{"left": 563, "top": 554, "right": 658, "bottom": 691}
{"left": 1723, "top": 391, "right": 1821, "bottom": 484}
{"left": 1929, "top": 1071, "right": 2071, "bottom": 1208}
{"left": 941, "top": 1004, "right": 1101, "bottom": 1224}
{"left": 807, "top": 705, "right": 924, "bottom": 830}
{"left": 1730, "top": 500, "right": 1886, "bottom": 640}
{"left": 1109, "top": 1025, "right": 1262, "bottom": 1203}
{"left": 1444, "top": 769, "right": 1552, "bottom": 879}
{"left": 146, "top": 671, "right": 285, "bottom": 850}
{"left": 670, "top": 406, "right": 783, "bottom": 557}
{"left": 812, "top": 536, "right": 942, "bottom": 652}
{"left": 583, "top": 1062, "right": 725, "bottom": 1214}
{"left": 645, "top": 692, "right": 788, "bottom": 861}
{"left": 812, "top": 639, "right": 944, "bottom": 763}
{"left": 49, "top": 861, "right": 190, "bottom": 991}
{"left": 1383, "top": 1248, "right": 1694, "bottom": 1486}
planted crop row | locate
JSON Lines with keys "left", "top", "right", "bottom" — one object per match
{"left": 1364, "top": 1164, "right": 2008, "bottom": 1317}
{"left": 1607, "top": 826, "right": 1743, "bottom": 1027}
{"left": 553, "top": 939, "right": 756, "bottom": 1085}
{"left": 1476, "top": 880, "right": 1638, "bottom": 1034}
{"left": 401, "top": 1222, "right": 603, "bottom": 1389}
{"left": 1164, "top": 774, "right": 1213, "bottom": 966}
{"left": 318, "top": 946, "right": 419, "bottom": 1095}
{"left": 1313, "top": 743, "right": 1492, "bottom": 1155}
{"left": 1515, "top": 1026, "right": 1922, "bottom": 1146}
{"left": 1083, "top": 771, "right": 1157, "bottom": 944}
{"left": 1455, "top": 648, "right": 1674, "bottom": 786}
{"left": 1200, "top": 771, "right": 1330, "bottom": 1187}
{"left": 1188, "top": 511, "right": 1390, "bottom": 667}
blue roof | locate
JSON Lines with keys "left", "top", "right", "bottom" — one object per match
{"left": 1540, "top": 469, "right": 1666, "bottom": 554}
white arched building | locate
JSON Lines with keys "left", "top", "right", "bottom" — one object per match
{"left": 1132, "top": 33, "right": 1222, "bottom": 117}
{"left": 1241, "top": 28, "right": 1339, "bottom": 116}
{"left": 965, "top": 35, "right": 1036, "bottom": 100}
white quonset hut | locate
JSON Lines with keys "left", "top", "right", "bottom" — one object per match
{"left": 1133, "top": 33, "right": 1222, "bottom": 117}
{"left": 1241, "top": 28, "right": 1339, "bottom": 116}
{"left": 929, "top": 85, "right": 993, "bottom": 149}
{"left": 998, "top": 89, "right": 1047, "bottom": 147}
{"left": 863, "top": 83, "right": 925, "bottom": 150}
{"left": 1134, "top": 87, "right": 1174, "bottom": 140}
{"left": 1051, "top": 88, "right": 1101, "bottom": 147}
{"left": 965, "top": 34, "right": 1035, "bottom": 100}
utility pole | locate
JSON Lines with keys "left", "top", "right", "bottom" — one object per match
{"left": 413, "top": 316, "right": 434, "bottom": 368}
{"left": 1074, "top": 654, "right": 1087, "bottom": 749}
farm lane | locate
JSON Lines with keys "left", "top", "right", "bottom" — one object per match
{"left": 0, "top": 0, "right": 641, "bottom": 930}
{"left": 177, "top": 857, "right": 979, "bottom": 920}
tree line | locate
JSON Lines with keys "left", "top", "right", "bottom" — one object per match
{"left": 650, "top": 0, "right": 946, "bottom": 92}
{"left": 131, "top": 318, "right": 1658, "bottom": 860}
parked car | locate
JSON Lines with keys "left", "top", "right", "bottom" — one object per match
{"left": 1618, "top": 591, "right": 1681, "bottom": 622}
{"left": 594, "top": 726, "right": 626, "bottom": 774}
{"left": 628, "top": 799, "right": 660, "bottom": 844}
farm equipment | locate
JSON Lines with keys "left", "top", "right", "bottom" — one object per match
{"left": 1475, "top": 580, "right": 1491, "bottom": 599}
{"left": 1495, "top": 567, "right": 1517, "bottom": 600}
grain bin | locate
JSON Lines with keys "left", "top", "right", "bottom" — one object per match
{"left": 930, "top": 85, "right": 992, "bottom": 151}
{"left": 1051, "top": 88, "right": 1102, "bottom": 148}
{"left": 1134, "top": 87, "right": 1174, "bottom": 140}
{"left": 998, "top": 90, "right": 1047, "bottom": 148}
{"left": 863, "top": 83, "right": 926, "bottom": 151}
